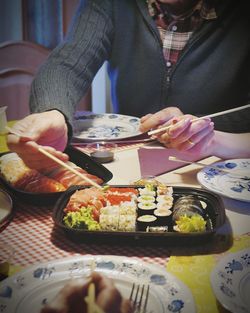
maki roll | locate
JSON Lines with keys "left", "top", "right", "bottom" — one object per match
{"left": 138, "top": 184, "right": 156, "bottom": 196}
{"left": 154, "top": 208, "right": 172, "bottom": 226}
{"left": 146, "top": 226, "right": 168, "bottom": 232}
{"left": 138, "top": 202, "right": 157, "bottom": 215}
{"left": 137, "top": 215, "right": 157, "bottom": 231}
{"left": 157, "top": 185, "right": 173, "bottom": 196}
{"left": 137, "top": 195, "right": 155, "bottom": 203}
{"left": 173, "top": 195, "right": 205, "bottom": 220}
{"left": 156, "top": 194, "right": 173, "bottom": 211}
{"left": 172, "top": 195, "right": 207, "bottom": 232}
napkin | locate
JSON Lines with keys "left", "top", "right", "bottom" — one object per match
{"left": 138, "top": 147, "right": 200, "bottom": 177}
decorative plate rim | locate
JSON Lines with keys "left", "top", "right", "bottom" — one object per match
{"left": 210, "top": 248, "right": 250, "bottom": 313}
{"left": 0, "top": 255, "right": 196, "bottom": 313}
{"left": 73, "top": 113, "right": 142, "bottom": 141}
{"left": 197, "top": 159, "right": 250, "bottom": 202}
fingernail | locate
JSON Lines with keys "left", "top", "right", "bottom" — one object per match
{"left": 202, "top": 117, "right": 211, "bottom": 122}
{"left": 182, "top": 118, "right": 191, "bottom": 125}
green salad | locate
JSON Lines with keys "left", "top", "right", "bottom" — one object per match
{"left": 63, "top": 207, "right": 100, "bottom": 231}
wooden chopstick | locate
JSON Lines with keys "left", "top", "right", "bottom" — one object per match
{"left": 85, "top": 282, "right": 105, "bottom": 313}
{"left": 6, "top": 126, "right": 102, "bottom": 189}
{"left": 169, "top": 156, "right": 249, "bottom": 178}
{"left": 148, "top": 104, "right": 250, "bottom": 136}
{"left": 38, "top": 147, "right": 103, "bottom": 189}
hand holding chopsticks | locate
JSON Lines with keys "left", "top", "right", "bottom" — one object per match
{"left": 6, "top": 126, "right": 102, "bottom": 189}
{"left": 84, "top": 272, "right": 134, "bottom": 313}
{"left": 148, "top": 104, "right": 250, "bottom": 136}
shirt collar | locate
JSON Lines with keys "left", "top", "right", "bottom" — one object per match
{"left": 147, "top": 0, "right": 217, "bottom": 21}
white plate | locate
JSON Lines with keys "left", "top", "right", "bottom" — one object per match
{"left": 73, "top": 113, "right": 142, "bottom": 141}
{"left": 197, "top": 159, "right": 250, "bottom": 202}
{"left": 0, "top": 255, "right": 195, "bottom": 313}
{"left": 0, "top": 189, "right": 13, "bottom": 229}
{"left": 210, "top": 248, "right": 250, "bottom": 313}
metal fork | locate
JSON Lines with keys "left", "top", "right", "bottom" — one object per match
{"left": 129, "top": 283, "right": 150, "bottom": 313}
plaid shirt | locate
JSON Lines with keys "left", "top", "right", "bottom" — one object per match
{"left": 147, "top": 0, "right": 217, "bottom": 69}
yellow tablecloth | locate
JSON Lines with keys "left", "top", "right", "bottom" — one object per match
{"left": 166, "top": 233, "right": 250, "bottom": 313}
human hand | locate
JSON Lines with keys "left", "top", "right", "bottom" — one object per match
{"left": 139, "top": 107, "right": 183, "bottom": 133}
{"left": 40, "top": 272, "right": 133, "bottom": 313}
{"left": 154, "top": 115, "right": 215, "bottom": 156}
{"left": 6, "top": 110, "right": 69, "bottom": 170}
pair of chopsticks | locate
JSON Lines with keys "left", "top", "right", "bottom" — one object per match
{"left": 169, "top": 156, "right": 249, "bottom": 178}
{"left": 5, "top": 126, "right": 102, "bottom": 189}
{"left": 148, "top": 104, "right": 250, "bottom": 136}
{"left": 85, "top": 282, "right": 105, "bottom": 313}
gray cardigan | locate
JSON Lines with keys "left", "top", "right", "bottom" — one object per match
{"left": 30, "top": 0, "right": 250, "bottom": 132}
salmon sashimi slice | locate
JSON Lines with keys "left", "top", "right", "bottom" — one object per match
{"left": 14, "top": 171, "right": 66, "bottom": 193}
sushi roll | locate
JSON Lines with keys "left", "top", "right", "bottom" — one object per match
{"left": 119, "top": 202, "right": 137, "bottom": 215}
{"left": 146, "top": 226, "right": 168, "bottom": 232}
{"left": 157, "top": 184, "right": 173, "bottom": 196}
{"left": 99, "top": 214, "right": 119, "bottom": 231}
{"left": 156, "top": 194, "right": 174, "bottom": 210}
{"left": 118, "top": 215, "right": 136, "bottom": 231}
{"left": 172, "top": 195, "right": 207, "bottom": 232}
{"left": 137, "top": 215, "right": 157, "bottom": 231}
{"left": 137, "top": 195, "right": 155, "bottom": 203}
{"left": 156, "top": 201, "right": 173, "bottom": 211}
{"left": 138, "top": 202, "right": 157, "bottom": 215}
{"left": 138, "top": 185, "right": 156, "bottom": 196}
{"left": 172, "top": 195, "right": 205, "bottom": 221}
{"left": 154, "top": 208, "right": 172, "bottom": 226}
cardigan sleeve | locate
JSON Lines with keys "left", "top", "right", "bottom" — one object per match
{"left": 29, "top": 0, "right": 114, "bottom": 123}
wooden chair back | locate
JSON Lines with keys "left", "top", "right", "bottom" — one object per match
{"left": 0, "top": 41, "right": 50, "bottom": 120}
{"left": 0, "top": 68, "right": 34, "bottom": 120}
{"left": 0, "top": 40, "right": 50, "bottom": 72}
{"left": 0, "top": 40, "right": 92, "bottom": 120}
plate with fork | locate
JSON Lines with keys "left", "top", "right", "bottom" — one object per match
{"left": 0, "top": 255, "right": 196, "bottom": 313}
{"left": 197, "top": 159, "right": 250, "bottom": 202}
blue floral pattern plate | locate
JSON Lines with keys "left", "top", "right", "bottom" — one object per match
{"left": 73, "top": 113, "right": 142, "bottom": 141}
{"left": 197, "top": 159, "right": 250, "bottom": 202}
{"left": 0, "top": 255, "right": 195, "bottom": 313}
{"left": 210, "top": 248, "right": 250, "bottom": 313}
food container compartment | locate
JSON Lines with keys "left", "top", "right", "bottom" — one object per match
{"left": 52, "top": 185, "right": 226, "bottom": 245}
{"left": 0, "top": 146, "right": 113, "bottom": 205}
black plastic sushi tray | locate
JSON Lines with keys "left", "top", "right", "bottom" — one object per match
{"left": 0, "top": 146, "right": 113, "bottom": 205}
{"left": 52, "top": 184, "right": 226, "bottom": 245}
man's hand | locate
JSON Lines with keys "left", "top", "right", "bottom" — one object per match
{"left": 154, "top": 115, "right": 215, "bottom": 157}
{"left": 6, "top": 110, "right": 69, "bottom": 170}
{"left": 139, "top": 107, "right": 183, "bottom": 133}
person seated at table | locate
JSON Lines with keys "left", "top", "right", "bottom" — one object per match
{"left": 40, "top": 272, "right": 133, "bottom": 313}
{"left": 6, "top": 0, "right": 250, "bottom": 168}
{"left": 140, "top": 114, "right": 250, "bottom": 159}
